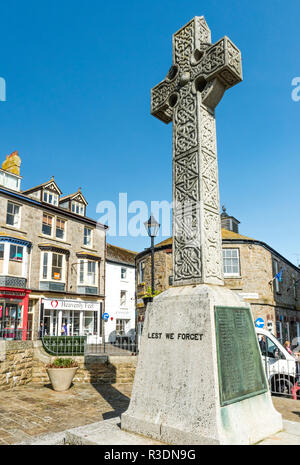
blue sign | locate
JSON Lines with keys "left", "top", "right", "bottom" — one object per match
{"left": 255, "top": 318, "right": 264, "bottom": 328}
{"left": 102, "top": 313, "right": 109, "bottom": 321}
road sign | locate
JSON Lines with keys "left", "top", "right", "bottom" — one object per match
{"left": 255, "top": 318, "right": 264, "bottom": 328}
{"left": 102, "top": 312, "right": 109, "bottom": 321}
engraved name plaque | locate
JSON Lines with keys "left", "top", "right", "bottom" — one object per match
{"left": 215, "top": 306, "right": 268, "bottom": 407}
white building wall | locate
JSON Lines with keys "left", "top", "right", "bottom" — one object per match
{"left": 105, "top": 261, "right": 135, "bottom": 342}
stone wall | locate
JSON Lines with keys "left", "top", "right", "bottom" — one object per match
{"left": 0, "top": 340, "right": 137, "bottom": 390}
{"left": 0, "top": 340, "right": 34, "bottom": 390}
{"left": 32, "top": 342, "right": 137, "bottom": 385}
{"left": 136, "top": 238, "right": 300, "bottom": 343}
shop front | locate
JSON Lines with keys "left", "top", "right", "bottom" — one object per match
{"left": 41, "top": 298, "right": 102, "bottom": 343}
{"left": 0, "top": 288, "right": 31, "bottom": 340}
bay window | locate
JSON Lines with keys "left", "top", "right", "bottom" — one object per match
{"left": 9, "top": 245, "right": 23, "bottom": 262}
{"left": 79, "top": 260, "right": 84, "bottom": 284}
{"left": 40, "top": 251, "right": 65, "bottom": 282}
{"left": 52, "top": 253, "right": 63, "bottom": 280}
{"left": 87, "top": 261, "right": 96, "bottom": 285}
{"left": 0, "top": 239, "right": 30, "bottom": 281}
{"left": 0, "top": 244, "right": 4, "bottom": 260}
{"left": 77, "top": 259, "right": 98, "bottom": 292}
{"left": 43, "top": 253, "right": 48, "bottom": 279}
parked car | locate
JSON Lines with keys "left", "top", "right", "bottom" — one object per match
{"left": 255, "top": 327, "right": 300, "bottom": 396}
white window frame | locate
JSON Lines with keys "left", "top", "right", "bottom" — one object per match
{"left": 84, "top": 227, "right": 92, "bottom": 247}
{"left": 55, "top": 217, "right": 66, "bottom": 241}
{"left": 121, "top": 267, "right": 127, "bottom": 280}
{"left": 222, "top": 248, "right": 240, "bottom": 277}
{"left": 40, "top": 251, "right": 65, "bottom": 282}
{"left": 42, "top": 213, "right": 54, "bottom": 237}
{"left": 0, "top": 243, "right": 4, "bottom": 260}
{"left": 43, "top": 190, "right": 58, "bottom": 206}
{"left": 72, "top": 201, "right": 84, "bottom": 216}
{"left": 9, "top": 244, "right": 24, "bottom": 262}
{"left": 120, "top": 290, "right": 127, "bottom": 308}
{"left": 87, "top": 261, "right": 96, "bottom": 285}
{"left": 116, "top": 318, "right": 127, "bottom": 336}
{"left": 77, "top": 259, "right": 98, "bottom": 287}
{"left": 6, "top": 201, "right": 21, "bottom": 228}
{"left": 0, "top": 241, "right": 28, "bottom": 278}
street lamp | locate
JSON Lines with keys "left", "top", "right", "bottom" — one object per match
{"left": 144, "top": 214, "right": 160, "bottom": 295}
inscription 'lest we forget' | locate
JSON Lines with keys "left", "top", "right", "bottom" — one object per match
{"left": 148, "top": 332, "right": 203, "bottom": 341}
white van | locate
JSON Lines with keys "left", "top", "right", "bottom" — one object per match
{"left": 255, "top": 327, "right": 300, "bottom": 396}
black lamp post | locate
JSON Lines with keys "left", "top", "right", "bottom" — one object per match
{"left": 144, "top": 214, "right": 160, "bottom": 295}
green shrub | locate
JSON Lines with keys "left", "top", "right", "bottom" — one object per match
{"left": 47, "top": 357, "right": 78, "bottom": 368}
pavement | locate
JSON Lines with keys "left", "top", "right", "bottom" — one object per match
{"left": 0, "top": 382, "right": 299, "bottom": 445}
{"left": 0, "top": 382, "right": 132, "bottom": 444}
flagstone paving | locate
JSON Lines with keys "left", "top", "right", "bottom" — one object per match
{"left": 0, "top": 383, "right": 132, "bottom": 444}
{"left": 0, "top": 383, "right": 298, "bottom": 445}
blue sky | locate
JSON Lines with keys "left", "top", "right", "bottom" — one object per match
{"left": 0, "top": 0, "right": 299, "bottom": 263}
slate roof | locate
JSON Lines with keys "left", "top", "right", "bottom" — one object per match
{"left": 154, "top": 229, "right": 254, "bottom": 249}
{"left": 106, "top": 243, "right": 137, "bottom": 266}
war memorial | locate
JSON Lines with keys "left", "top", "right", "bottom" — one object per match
{"left": 120, "top": 16, "right": 283, "bottom": 445}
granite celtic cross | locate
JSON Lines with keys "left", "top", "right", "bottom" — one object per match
{"left": 151, "top": 16, "right": 242, "bottom": 286}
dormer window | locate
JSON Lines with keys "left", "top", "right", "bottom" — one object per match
{"left": 43, "top": 190, "right": 58, "bottom": 206}
{"left": 72, "top": 201, "right": 84, "bottom": 216}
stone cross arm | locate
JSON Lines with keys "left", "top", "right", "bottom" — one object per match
{"left": 151, "top": 17, "right": 242, "bottom": 123}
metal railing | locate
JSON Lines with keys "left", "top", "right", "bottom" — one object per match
{"left": 263, "top": 356, "right": 300, "bottom": 399}
{"left": 85, "top": 337, "right": 138, "bottom": 356}
{"left": 0, "top": 327, "right": 34, "bottom": 341}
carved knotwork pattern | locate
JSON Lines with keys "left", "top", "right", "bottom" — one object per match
{"left": 226, "top": 40, "right": 242, "bottom": 76}
{"left": 174, "top": 84, "right": 198, "bottom": 154}
{"left": 174, "top": 21, "right": 194, "bottom": 73}
{"left": 200, "top": 107, "right": 216, "bottom": 155}
{"left": 191, "top": 39, "right": 226, "bottom": 80}
{"left": 204, "top": 210, "right": 223, "bottom": 280}
{"left": 202, "top": 152, "right": 218, "bottom": 210}
{"left": 195, "top": 17, "right": 211, "bottom": 48}
{"left": 174, "top": 207, "right": 202, "bottom": 281}
{"left": 150, "top": 17, "right": 242, "bottom": 284}
{"left": 175, "top": 151, "right": 199, "bottom": 203}
{"left": 151, "top": 78, "right": 178, "bottom": 112}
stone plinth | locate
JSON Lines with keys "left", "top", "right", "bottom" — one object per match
{"left": 121, "top": 285, "right": 282, "bottom": 445}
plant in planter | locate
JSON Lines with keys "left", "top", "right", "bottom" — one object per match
{"left": 46, "top": 357, "right": 79, "bottom": 392}
{"left": 142, "top": 287, "right": 161, "bottom": 305}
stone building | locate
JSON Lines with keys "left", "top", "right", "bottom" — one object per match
{"left": 136, "top": 209, "right": 300, "bottom": 347}
{"left": 0, "top": 151, "right": 107, "bottom": 341}
{"left": 105, "top": 244, "right": 137, "bottom": 343}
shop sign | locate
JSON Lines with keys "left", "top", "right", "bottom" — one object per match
{"left": 43, "top": 298, "right": 100, "bottom": 312}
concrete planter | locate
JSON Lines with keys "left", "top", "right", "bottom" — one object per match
{"left": 47, "top": 367, "right": 78, "bottom": 391}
